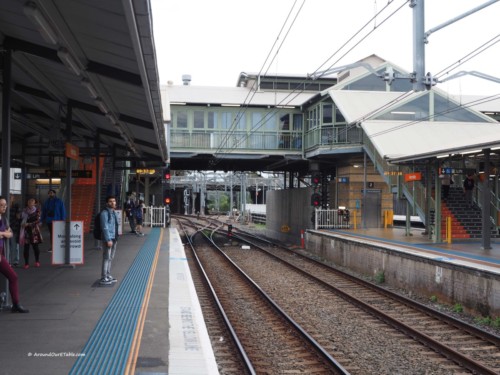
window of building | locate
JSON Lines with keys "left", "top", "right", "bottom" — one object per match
{"left": 323, "top": 104, "right": 333, "bottom": 124}
{"left": 252, "top": 112, "right": 263, "bottom": 131}
{"left": 194, "top": 111, "right": 204, "bottom": 129}
{"left": 208, "top": 112, "right": 216, "bottom": 129}
{"left": 176, "top": 111, "right": 188, "bottom": 128}
{"left": 221, "top": 112, "right": 232, "bottom": 129}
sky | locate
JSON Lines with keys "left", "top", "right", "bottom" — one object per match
{"left": 150, "top": 0, "right": 500, "bottom": 96}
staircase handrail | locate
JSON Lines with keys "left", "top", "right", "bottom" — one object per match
{"left": 363, "top": 135, "right": 431, "bottom": 225}
{"left": 476, "top": 182, "right": 500, "bottom": 227}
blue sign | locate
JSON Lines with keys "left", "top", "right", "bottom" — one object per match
{"left": 338, "top": 177, "right": 349, "bottom": 183}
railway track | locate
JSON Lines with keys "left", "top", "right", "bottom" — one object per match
{"left": 177, "top": 218, "right": 348, "bottom": 374}
{"left": 175, "top": 216, "right": 500, "bottom": 374}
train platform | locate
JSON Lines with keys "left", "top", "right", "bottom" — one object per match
{"left": 329, "top": 227, "right": 500, "bottom": 274}
{"left": 0, "top": 226, "right": 218, "bottom": 375}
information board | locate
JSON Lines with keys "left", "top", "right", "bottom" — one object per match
{"left": 52, "top": 221, "right": 84, "bottom": 265}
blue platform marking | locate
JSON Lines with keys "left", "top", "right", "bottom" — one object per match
{"left": 69, "top": 228, "right": 161, "bottom": 375}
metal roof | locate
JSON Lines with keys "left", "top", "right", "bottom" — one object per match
{"left": 0, "top": 0, "right": 167, "bottom": 167}
{"left": 328, "top": 90, "right": 405, "bottom": 124}
{"left": 362, "top": 120, "right": 500, "bottom": 162}
{"left": 163, "top": 84, "right": 317, "bottom": 107}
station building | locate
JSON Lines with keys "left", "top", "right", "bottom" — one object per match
{"left": 163, "top": 54, "right": 500, "bottom": 244}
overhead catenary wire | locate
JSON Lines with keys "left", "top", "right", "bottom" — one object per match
{"left": 212, "top": 0, "right": 306, "bottom": 158}
{"left": 365, "top": 93, "right": 500, "bottom": 139}
{"left": 211, "top": 1, "right": 408, "bottom": 161}
{"left": 434, "top": 33, "right": 500, "bottom": 79}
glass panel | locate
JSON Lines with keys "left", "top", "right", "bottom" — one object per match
{"left": 279, "top": 114, "right": 290, "bottom": 130}
{"left": 293, "top": 114, "right": 303, "bottom": 130}
{"left": 434, "top": 94, "right": 488, "bottom": 122}
{"left": 207, "top": 112, "right": 216, "bottom": 129}
{"left": 176, "top": 111, "right": 187, "bottom": 128}
{"left": 343, "top": 72, "right": 386, "bottom": 91}
{"left": 375, "top": 95, "right": 429, "bottom": 121}
{"left": 262, "top": 113, "right": 277, "bottom": 131}
{"left": 252, "top": 112, "right": 262, "bottom": 131}
{"left": 221, "top": 112, "right": 232, "bottom": 129}
{"left": 194, "top": 111, "right": 204, "bottom": 129}
{"left": 334, "top": 104, "right": 346, "bottom": 123}
{"left": 323, "top": 104, "right": 333, "bottom": 124}
{"left": 235, "top": 112, "right": 246, "bottom": 130}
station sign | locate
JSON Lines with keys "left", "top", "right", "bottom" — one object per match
{"left": 439, "top": 167, "right": 464, "bottom": 175}
{"left": 404, "top": 172, "right": 422, "bottom": 182}
{"left": 45, "top": 170, "right": 92, "bottom": 178}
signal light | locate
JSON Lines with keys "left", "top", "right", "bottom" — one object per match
{"left": 311, "top": 193, "right": 321, "bottom": 207}
{"left": 163, "top": 167, "right": 171, "bottom": 181}
{"left": 163, "top": 189, "right": 172, "bottom": 205}
{"left": 311, "top": 173, "right": 321, "bottom": 186}
{"left": 227, "top": 224, "right": 233, "bottom": 237}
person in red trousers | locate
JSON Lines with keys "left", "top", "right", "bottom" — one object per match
{"left": 0, "top": 196, "right": 29, "bottom": 313}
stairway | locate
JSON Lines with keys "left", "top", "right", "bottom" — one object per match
{"left": 440, "top": 187, "right": 499, "bottom": 239}
{"left": 71, "top": 184, "right": 97, "bottom": 233}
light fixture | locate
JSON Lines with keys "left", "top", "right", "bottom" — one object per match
{"left": 94, "top": 99, "right": 109, "bottom": 114}
{"left": 436, "top": 154, "right": 450, "bottom": 158}
{"left": 169, "top": 102, "right": 186, "bottom": 106}
{"left": 221, "top": 104, "right": 241, "bottom": 107}
{"left": 81, "top": 78, "right": 99, "bottom": 99}
{"left": 57, "top": 47, "right": 81, "bottom": 76}
{"left": 23, "top": 2, "right": 58, "bottom": 45}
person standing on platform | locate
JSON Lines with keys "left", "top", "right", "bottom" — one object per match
{"left": 124, "top": 192, "right": 137, "bottom": 234}
{"left": 463, "top": 173, "right": 475, "bottom": 208}
{"left": 20, "top": 198, "right": 43, "bottom": 269}
{"left": 99, "top": 196, "right": 119, "bottom": 286}
{"left": 41, "top": 189, "right": 66, "bottom": 252}
{"left": 8, "top": 195, "right": 21, "bottom": 267}
{"left": 0, "top": 196, "right": 29, "bottom": 313}
{"left": 135, "top": 199, "right": 145, "bottom": 236}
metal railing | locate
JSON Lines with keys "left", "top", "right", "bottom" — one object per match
{"left": 314, "top": 208, "right": 351, "bottom": 229}
{"left": 143, "top": 206, "right": 169, "bottom": 227}
{"left": 170, "top": 129, "right": 303, "bottom": 152}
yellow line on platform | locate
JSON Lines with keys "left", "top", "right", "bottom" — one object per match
{"left": 124, "top": 228, "right": 164, "bottom": 375}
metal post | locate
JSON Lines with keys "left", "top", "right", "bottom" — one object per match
{"left": 434, "top": 160, "right": 442, "bottom": 243}
{"left": 1, "top": 48, "right": 12, "bottom": 309}
{"left": 64, "top": 104, "right": 74, "bottom": 266}
{"left": 94, "top": 132, "right": 101, "bottom": 249}
{"left": 481, "top": 149, "right": 492, "bottom": 250}
{"left": 411, "top": 0, "right": 425, "bottom": 91}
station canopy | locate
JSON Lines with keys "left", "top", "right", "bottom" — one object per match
{"left": 0, "top": 0, "right": 167, "bottom": 168}
{"left": 329, "top": 88, "right": 500, "bottom": 164}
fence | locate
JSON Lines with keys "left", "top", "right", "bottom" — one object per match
{"left": 315, "top": 208, "right": 351, "bottom": 230}
{"left": 143, "top": 206, "right": 170, "bottom": 227}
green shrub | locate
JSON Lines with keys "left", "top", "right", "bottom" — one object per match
{"left": 430, "top": 295, "right": 437, "bottom": 303}
{"left": 452, "top": 303, "right": 463, "bottom": 313}
{"left": 374, "top": 270, "right": 385, "bottom": 284}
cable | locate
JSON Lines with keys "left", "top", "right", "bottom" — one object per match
{"left": 212, "top": 0, "right": 406, "bottom": 162}
{"left": 435, "top": 33, "right": 500, "bottom": 79}
{"left": 366, "top": 93, "right": 500, "bottom": 139}
{"left": 212, "top": 0, "right": 306, "bottom": 158}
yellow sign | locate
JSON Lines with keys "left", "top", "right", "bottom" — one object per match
{"left": 136, "top": 169, "right": 156, "bottom": 175}
{"left": 281, "top": 225, "right": 290, "bottom": 233}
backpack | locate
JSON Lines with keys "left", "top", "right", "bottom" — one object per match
{"left": 93, "top": 209, "right": 111, "bottom": 240}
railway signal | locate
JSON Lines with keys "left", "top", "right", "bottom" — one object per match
{"left": 311, "top": 173, "right": 321, "bottom": 186}
{"left": 163, "top": 189, "right": 172, "bottom": 205}
{"left": 311, "top": 193, "right": 321, "bottom": 207}
{"left": 227, "top": 224, "right": 233, "bottom": 238}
